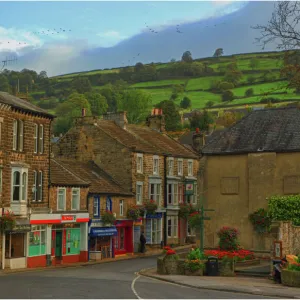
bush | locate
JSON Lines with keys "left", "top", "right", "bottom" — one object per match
{"left": 180, "top": 96, "right": 192, "bottom": 109}
{"left": 205, "top": 100, "right": 214, "bottom": 108}
{"left": 219, "top": 81, "right": 234, "bottom": 91}
{"left": 187, "top": 248, "right": 207, "bottom": 261}
{"left": 247, "top": 76, "right": 256, "bottom": 84}
{"left": 260, "top": 97, "right": 280, "bottom": 104}
{"left": 217, "top": 226, "right": 240, "bottom": 250}
{"left": 249, "top": 208, "right": 272, "bottom": 234}
{"left": 245, "top": 88, "right": 254, "bottom": 97}
{"left": 222, "top": 90, "right": 234, "bottom": 102}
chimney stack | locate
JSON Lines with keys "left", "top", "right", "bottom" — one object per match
{"left": 82, "top": 108, "right": 86, "bottom": 117}
{"left": 192, "top": 129, "right": 205, "bottom": 152}
{"left": 146, "top": 109, "right": 166, "bottom": 132}
{"left": 102, "top": 111, "right": 128, "bottom": 130}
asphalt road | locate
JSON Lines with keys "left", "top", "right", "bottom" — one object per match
{"left": 0, "top": 257, "right": 272, "bottom": 299}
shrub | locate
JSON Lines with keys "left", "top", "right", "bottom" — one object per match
{"left": 288, "top": 256, "right": 300, "bottom": 272}
{"left": 217, "top": 226, "right": 240, "bottom": 250}
{"left": 101, "top": 211, "right": 116, "bottom": 225}
{"left": 164, "top": 249, "right": 179, "bottom": 261}
{"left": 188, "top": 212, "right": 201, "bottom": 228}
{"left": 180, "top": 96, "right": 192, "bottom": 109}
{"left": 205, "top": 249, "right": 255, "bottom": 261}
{"left": 260, "top": 97, "right": 280, "bottom": 104}
{"left": 184, "top": 259, "right": 204, "bottom": 271}
{"left": 247, "top": 76, "right": 256, "bottom": 84}
{"left": 245, "top": 88, "right": 254, "bottom": 97}
{"left": 249, "top": 208, "right": 272, "bottom": 234}
{"left": 0, "top": 210, "right": 16, "bottom": 231}
{"left": 205, "top": 100, "right": 214, "bottom": 108}
{"left": 222, "top": 90, "right": 234, "bottom": 102}
{"left": 218, "top": 81, "right": 234, "bottom": 91}
{"left": 187, "top": 248, "right": 207, "bottom": 261}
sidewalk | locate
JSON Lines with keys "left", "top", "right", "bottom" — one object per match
{"left": 139, "top": 268, "right": 300, "bottom": 299}
{"left": 0, "top": 244, "right": 192, "bottom": 275}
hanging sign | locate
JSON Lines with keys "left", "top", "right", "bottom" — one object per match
{"left": 185, "top": 181, "right": 194, "bottom": 195}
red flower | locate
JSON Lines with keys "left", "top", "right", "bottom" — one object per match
{"left": 166, "top": 249, "right": 176, "bottom": 255}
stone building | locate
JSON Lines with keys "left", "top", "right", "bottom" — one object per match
{"left": 201, "top": 107, "right": 300, "bottom": 252}
{"left": 53, "top": 109, "right": 200, "bottom": 248}
{"left": 0, "top": 92, "right": 54, "bottom": 270}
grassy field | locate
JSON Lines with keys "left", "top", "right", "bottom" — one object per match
{"left": 131, "top": 79, "right": 186, "bottom": 88}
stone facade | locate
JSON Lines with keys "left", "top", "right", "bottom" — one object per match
{"left": 202, "top": 152, "right": 300, "bottom": 251}
{"left": 279, "top": 221, "right": 300, "bottom": 256}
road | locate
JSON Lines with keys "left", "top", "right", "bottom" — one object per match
{"left": 0, "top": 256, "right": 272, "bottom": 299}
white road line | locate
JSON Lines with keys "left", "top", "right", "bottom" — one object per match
{"left": 131, "top": 273, "right": 143, "bottom": 300}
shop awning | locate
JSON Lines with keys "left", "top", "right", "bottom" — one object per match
{"left": 90, "top": 227, "right": 118, "bottom": 237}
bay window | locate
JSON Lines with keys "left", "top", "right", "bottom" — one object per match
{"left": 167, "top": 182, "right": 178, "bottom": 206}
{"left": 136, "top": 182, "right": 143, "bottom": 205}
{"left": 11, "top": 168, "right": 28, "bottom": 202}
{"left": 149, "top": 182, "right": 161, "bottom": 206}
{"left": 178, "top": 184, "right": 184, "bottom": 203}
{"left": 145, "top": 218, "right": 162, "bottom": 244}
{"left": 188, "top": 160, "right": 193, "bottom": 176}
{"left": 178, "top": 159, "right": 183, "bottom": 176}
{"left": 167, "top": 216, "right": 178, "bottom": 238}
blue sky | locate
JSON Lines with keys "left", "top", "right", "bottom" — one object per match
{"left": 0, "top": 1, "right": 245, "bottom": 51}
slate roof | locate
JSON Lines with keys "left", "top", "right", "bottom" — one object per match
{"left": 202, "top": 107, "right": 300, "bottom": 155}
{"left": 0, "top": 92, "right": 54, "bottom": 118}
{"left": 50, "top": 158, "right": 132, "bottom": 196}
{"left": 96, "top": 121, "right": 198, "bottom": 158}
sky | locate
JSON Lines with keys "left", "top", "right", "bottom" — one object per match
{"left": 0, "top": 1, "right": 245, "bottom": 52}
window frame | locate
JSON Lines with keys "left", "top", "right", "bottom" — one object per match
{"left": 149, "top": 181, "right": 161, "bottom": 207}
{"left": 167, "top": 216, "right": 178, "bottom": 238}
{"left": 57, "top": 187, "right": 66, "bottom": 211}
{"left": 11, "top": 167, "right": 28, "bottom": 202}
{"left": 177, "top": 159, "right": 183, "bottom": 176}
{"left": 0, "top": 117, "right": 3, "bottom": 146}
{"left": 32, "top": 171, "right": 43, "bottom": 202}
{"left": 34, "top": 123, "right": 44, "bottom": 154}
{"left": 71, "top": 188, "right": 80, "bottom": 210}
{"left": 29, "top": 225, "right": 46, "bottom": 257}
{"left": 136, "top": 153, "right": 143, "bottom": 174}
{"left": 146, "top": 218, "right": 162, "bottom": 244}
{"left": 119, "top": 199, "right": 124, "bottom": 216}
{"left": 153, "top": 155, "right": 159, "bottom": 175}
{"left": 13, "top": 119, "right": 24, "bottom": 152}
{"left": 136, "top": 181, "right": 143, "bottom": 205}
{"left": 167, "top": 182, "right": 179, "bottom": 206}
{"left": 0, "top": 167, "right": 3, "bottom": 195}
{"left": 93, "top": 196, "right": 100, "bottom": 217}
{"left": 168, "top": 157, "right": 174, "bottom": 176}
{"left": 188, "top": 159, "right": 193, "bottom": 177}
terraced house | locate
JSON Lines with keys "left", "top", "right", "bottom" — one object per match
{"left": 0, "top": 92, "right": 54, "bottom": 270}
{"left": 53, "top": 109, "right": 200, "bottom": 249}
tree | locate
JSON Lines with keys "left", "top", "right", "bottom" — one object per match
{"left": 249, "top": 58, "right": 260, "bottom": 70}
{"left": 134, "top": 62, "right": 145, "bottom": 73}
{"left": 213, "top": 48, "right": 224, "bottom": 58}
{"left": 218, "top": 81, "right": 234, "bottom": 91}
{"left": 245, "top": 88, "right": 254, "bottom": 97}
{"left": 155, "top": 100, "right": 182, "bottom": 131}
{"left": 180, "top": 96, "right": 191, "bottom": 109}
{"left": 222, "top": 90, "right": 234, "bottom": 102}
{"left": 85, "top": 91, "right": 108, "bottom": 116}
{"left": 117, "top": 89, "right": 152, "bottom": 124}
{"left": 172, "top": 84, "right": 184, "bottom": 94}
{"left": 181, "top": 51, "right": 193, "bottom": 63}
{"left": 38, "top": 71, "right": 48, "bottom": 79}
{"left": 0, "top": 74, "right": 10, "bottom": 92}
{"left": 170, "top": 92, "right": 178, "bottom": 101}
{"left": 71, "top": 77, "right": 92, "bottom": 94}
{"left": 205, "top": 100, "right": 214, "bottom": 108}
{"left": 224, "top": 68, "right": 243, "bottom": 86}
{"left": 190, "top": 110, "right": 213, "bottom": 131}
{"left": 170, "top": 58, "right": 176, "bottom": 63}
{"left": 217, "top": 111, "right": 238, "bottom": 127}
{"left": 247, "top": 76, "right": 256, "bottom": 84}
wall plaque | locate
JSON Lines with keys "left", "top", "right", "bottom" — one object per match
{"left": 221, "top": 177, "right": 239, "bottom": 195}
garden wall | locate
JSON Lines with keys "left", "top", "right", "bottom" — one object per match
{"left": 279, "top": 221, "right": 300, "bottom": 256}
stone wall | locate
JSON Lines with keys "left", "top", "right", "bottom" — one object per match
{"left": 279, "top": 221, "right": 300, "bottom": 256}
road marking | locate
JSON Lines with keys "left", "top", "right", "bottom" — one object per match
{"left": 131, "top": 274, "right": 143, "bottom": 300}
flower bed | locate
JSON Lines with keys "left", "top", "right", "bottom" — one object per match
{"left": 204, "top": 249, "right": 255, "bottom": 261}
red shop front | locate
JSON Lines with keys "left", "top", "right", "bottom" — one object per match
{"left": 114, "top": 220, "right": 133, "bottom": 256}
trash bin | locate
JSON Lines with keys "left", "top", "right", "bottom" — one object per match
{"left": 206, "top": 256, "right": 219, "bottom": 276}
{"left": 272, "top": 259, "right": 281, "bottom": 265}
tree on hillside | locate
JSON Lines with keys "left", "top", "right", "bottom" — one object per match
{"left": 249, "top": 58, "right": 260, "bottom": 70}
{"left": 71, "top": 77, "right": 92, "bottom": 94}
{"left": 100, "top": 84, "right": 122, "bottom": 112}
{"left": 38, "top": 71, "right": 48, "bottom": 79}
{"left": 85, "top": 91, "right": 108, "bottom": 116}
{"left": 245, "top": 88, "right": 254, "bottom": 97}
{"left": 190, "top": 110, "right": 213, "bottom": 131}
{"left": 170, "top": 58, "right": 176, "bottom": 63}
{"left": 180, "top": 96, "right": 191, "bottom": 109}
{"left": 213, "top": 48, "right": 224, "bottom": 58}
{"left": 205, "top": 100, "right": 214, "bottom": 108}
{"left": 155, "top": 100, "right": 181, "bottom": 131}
{"left": 222, "top": 90, "right": 234, "bottom": 102}
{"left": 0, "top": 74, "right": 10, "bottom": 92}
{"left": 134, "top": 62, "right": 145, "bottom": 73}
{"left": 181, "top": 51, "right": 193, "bottom": 63}
{"left": 117, "top": 89, "right": 152, "bottom": 124}
{"left": 224, "top": 63, "right": 243, "bottom": 86}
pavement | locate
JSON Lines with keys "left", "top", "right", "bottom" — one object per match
{"left": 139, "top": 268, "right": 300, "bottom": 299}
{"left": 0, "top": 256, "right": 273, "bottom": 299}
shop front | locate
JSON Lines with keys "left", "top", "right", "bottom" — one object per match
{"left": 114, "top": 219, "right": 134, "bottom": 256}
{"left": 29, "top": 213, "right": 89, "bottom": 268}
{"left": 133, "top": 219, "right": 143, "bottom": 253}
{"left": 89, "top": 223, "right": 118, "bottom": 260}
{"left": 145, "top": 213, "right": 163, "bottom": 248}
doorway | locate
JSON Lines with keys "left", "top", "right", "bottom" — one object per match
{"left": 55, "top": 231, "right": 63, "bottom": 258}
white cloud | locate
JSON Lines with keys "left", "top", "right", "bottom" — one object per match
{"left": 96, "top": 30, "right": 129, "bottom": 47}
{"left": 212, "top": 1, "right": 233, "bottom": 6}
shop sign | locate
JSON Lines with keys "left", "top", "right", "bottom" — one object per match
{"left": 61, "top": 215, "right": 77, "bottom": 223}
{"left": 6, "top": 224, "right": 31, "bottom": 233}
{"left": 133, "top": 221, "right": 143, "bottom": 226}
{"left": 185, "top": 181, "right": 194, "bottom": 196}
{"left": 146, "top": 212, "right": 162, "bottom": 219}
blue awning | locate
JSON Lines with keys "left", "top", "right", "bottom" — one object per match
{"left": 90, "top": 227, "right": 118, "bottom": 237}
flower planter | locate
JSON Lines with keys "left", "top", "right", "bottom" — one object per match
{"left": 185, "top": 268, "right": 203, "bottom": 276}
{"left": 164, "top": 259, "right": 178, "bottom": 275}
{"left": 219, "top": 262, "right": 235, "bottom": 276}
{"left": 281, "top": 269, "right": 300, "bottom": 288}
{"left": 157, "top": 257, "right": 167, "bottom": 275}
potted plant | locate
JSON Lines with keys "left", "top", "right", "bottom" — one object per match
{"left": 282, "top": 256, "right": 300, "bottom": 288}
{"left": 127, "top": 205, "right": 141, "bottom": 221}
{"left": 188, "top": 211, "right": 201, "bottom": 228}
{"left": 0, "top": 210, "right": 16, "bottom": 231}
{"left": 219, "top": 255, "right": 237, "bottom": 276}
{"left": 144, "top": 199, "right": 158, "bottom": 215}
{"left": 217, "top": 226, "right": 240, "bottom": 251}
{"left": 184, "top": 248, "right": 206, "bottom": 276}
{"left": 163, "top": 248, "right": 179, "bottom": 275}
{"left": 249, "top": 208, "right": 272, "bottom": 234}
{"left": 101, "top": 210, "right": 116, "bottom": 226}
{"left": 179, "top": 203, "right": 196, "bottom": 219}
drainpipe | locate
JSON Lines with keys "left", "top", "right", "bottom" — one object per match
{"left": 87, "top": 193, "right": 90, "bottom": 261}
{"left": 163, "top": 155, "right": 168, "bottom": 247}
{"left": 48, "top": 119, "right": 52, "bottom": 210}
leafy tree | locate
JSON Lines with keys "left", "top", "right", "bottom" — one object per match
{"left": 205, "top": 100, "right": 214, "bottom": 108}
{"left": 213, "top": 48, "right": 224, "bottom": 58}
{"left": 170, "top": 92, "right": 178, "bottom": 101}
{"left": 180, "top": 96, "right": 191, "bottom": 109}
{"left": 218, "top": 81, "right": 234, "bottom": 91}
{"left": 247, "top": 76, "right": 256, "bottom": 84}
{"left": 100, "top": 84, "right": 122, "bottom": 112}
{"left": 190, "top": 110, "right": 213, "bottom": 131}
{"left": 134, "top": 62, "right": 145, "bottom": 73}
{"left": 245, "top": 88, "right": 254, "bottom": 97}
{"left": 222, "top": 90, "right": 234, "bottom": 102}
{"left": 38, "top": 71, "right": 48, "bottom": 79}
{"left": 172, "top": 84, "right": 184, "bottom": 94}
{"left": 249, "top": 58, "right": 260, "bottom": 70}
{"left": 85, "top": 91, "right": 108, "bottom": 116}
{"left": 71, "top": 77, "right": 92, "bottom": 94}
{"left": 45, "top": 86, "right": 56, "bottom": 97}
{"left": 155, "top": 100, "right": 182, "bottom": 131}
{"left": 224, "top": 68, "right": 243, "bottom": 86}
{"left": 181, "top": 51, "right": 193, "bottom": 63}
{"left": 170, "top": 58, "right": 176, "bottom": 63}
{"left": 0, "top": 74, "right": 10, "bottom": 92}
{"left": 117, "top": 89, "right": 152, "bottom": 124}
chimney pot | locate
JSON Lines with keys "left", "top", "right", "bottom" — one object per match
{"left": 82, "top": 108, "right": 86, "bottom": 117}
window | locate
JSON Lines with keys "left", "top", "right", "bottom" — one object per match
{"left": 187, "top": 223, "right": 195, "bottom": 236}
{"left": 167, "top": 216, "right": 178, "bottom": 238}
{"left": 5, "top": 233, "right": 25, "bottom": 258}
{"left": 145, "top": 219, "right": 162, "bottom": 244}
{"left": 13, "top": 119, "right": 24, "bottom": 152}
{"left": 168, "top": 158, "right": 174, "bottom": 176}
{"left": 33, "top": 171, "right": 43, "bottom": 202}
{"left": 72, "top": 188, "right": 80, "bottom": 210}
{"left": 178, "top": 159, "right": 183, "bottom": 176}
{"left": 167, "top": 183, "right": 178, "bottom": 205}
{"left": 106, "top": 196, "right": 112, "bottom": 212}
{"left": 188, "top": 160, "right": 193, "bottom": 176}
{"left": 137, "top": 153, "right": 143, "bottom": 174}
{"left": 192, "top": 183, "right": 198, "bottom": 205}
{"left": 178, "top": 184, "right": 184, "bottom": 203}
{"left": 136, "top": 182, "right": 143, "bottom": 205}
{"left": 149, "top": 182, "right": 161, "bottom": 206}
{"left": 57, "top": 188, "right": 66, "bottom": 210}
{"left": 119, "top": 200, "right": 124, "bottom": 216}
{"left": 11, "top": 168, "right": 28, "bottom": 202}
{"left": 153, "top": 156, "right": 159, "bottom": 175}
{"left": 29, "top": 225, "right": 46, "bottom": 256}
{"left": 93, "top": 197, "right": 99, "bottom": 217}
{"left": 34, "top": 124, "right": 44, "bottom": 154}
{"left": 65, "top": 228, "right": 80, "bottom": 255}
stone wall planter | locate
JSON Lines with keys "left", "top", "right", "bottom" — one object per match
{"left": 281, "top": 269, "right": 300, "bottom": 288}
{"left": 164, "top": 259, "right": 178, "bottom": 275}
{"left": 185, "top": 268, "right": 204, "bottom": 276}
{"left": 219, "top": 262, "right": 235, "bottom": 277}
{"left": 157, "top": 256, "right": 167, "bottom": 275}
